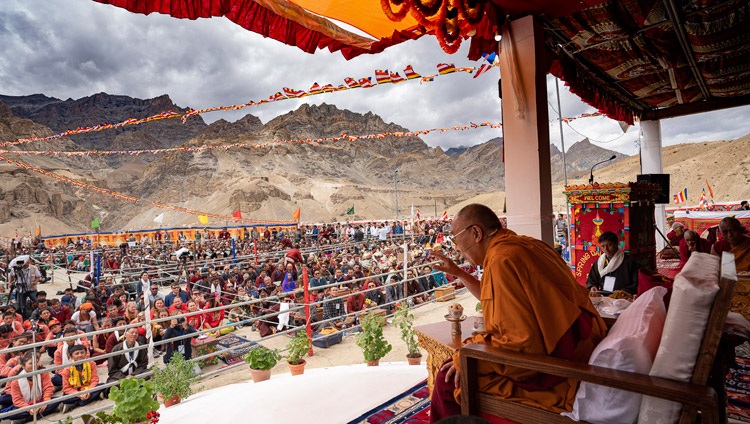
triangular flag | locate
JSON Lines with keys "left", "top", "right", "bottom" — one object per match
{"left": 91, "top": 217, "right": 100, "bottom": 229}
{"left": 346, "top": 205, "right": 355, "bottom": 215}
{"left": 232, "top": 210, "right": 242, "bottom": 222}
{"left": 35, "top": 224, "right": 41, "bottom": 237}
{"left": 153, "top": 213, "right": 165, "bottom": 224}
{"left": 198, "top": 215, "right": 209, "bottom": 225}
{"left": 473, "top": 63, "right": 491, "bottom": 79}
{"left": 699, "top": 189, "right": 708, "bottom": 208}
{"left": 441, "top": 209, "right": 449, "bottom": 221}
{"left": 292, "top": 208, "right": 301, "bottom": 221}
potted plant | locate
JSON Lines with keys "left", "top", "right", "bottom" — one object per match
{"left": 82, "top": 376, "right": 160, "bottom": 424}
{"left": 151, "top": 352, "right": 199, "bottom": 407}
{"left": 286, "top": 331, "right": 312, "bottom": 376}
{"left": 243, "top": 346, "right": 281, "bottom": 382}
{"left": 355, "top": 311, "right": 392, "bottom": 366}
{"left": 393, "top": 303, "right": 422, "bottom": 365}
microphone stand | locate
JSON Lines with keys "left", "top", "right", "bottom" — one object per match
{"left": 589, "top": 155, "right": 617, "bottom": 184}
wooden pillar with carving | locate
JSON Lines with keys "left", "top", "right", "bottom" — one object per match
{"left": 564, "top": 182, "right": 660, "bottom": 285}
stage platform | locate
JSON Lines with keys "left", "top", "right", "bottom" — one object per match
{"left": 158, "top": 362, "right": 428, "bottom": 423}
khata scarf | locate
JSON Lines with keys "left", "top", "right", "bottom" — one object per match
{"left": 277, "top": 302, "right": 290, "bottom": 331}
{"left": 61, "top": 339, "right": 82, "bottom": 366}
{"left": 119, "top": 341, "right": 140, "bottom": 375}
{"left": 597, "top": 248, "right": 624, "bottom": 277}
{"left": 17, "top": 370, "right": 43, "bottom": 404}
{"left": 67, "top": 362, "right": 92, "bottom": 390}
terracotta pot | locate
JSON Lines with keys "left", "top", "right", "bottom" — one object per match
{"left": 249, "top": 367, "right": 271, "bottom": 383}
{"left": 288, "top": 359, "right": 306, "bottom": 376}
{"left": 367, "top": 359, "right": 380, "bottom": 366}
{"left": 164, "top": 395, "right": 181, "bottom": 407}
{"left": 407, "top": 355, "right": 422, "bottom": 366}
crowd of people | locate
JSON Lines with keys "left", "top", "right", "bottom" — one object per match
{"left": 0, "top": 219, "right": 464, "bottom": 423}
{"left": 1, "top": 207, "right": 747, "bottom": 423}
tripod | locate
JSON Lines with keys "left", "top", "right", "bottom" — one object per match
{"left": 6, "top": 266, "right": 30, "bottom": 319}
{"left": 654, "top": 223, "right": 680, "bottom": 259}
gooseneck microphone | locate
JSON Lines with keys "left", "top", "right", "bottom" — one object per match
{"left": 589, "top": 155, "right": 617, "bottom": 184}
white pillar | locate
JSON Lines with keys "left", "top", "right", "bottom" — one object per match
{"left": 640, "top": 120, "right": 666, "bottom": 250}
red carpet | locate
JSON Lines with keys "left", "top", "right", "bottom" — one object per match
{"left": 728, "top": 343, "right": 750, "bottom": 423}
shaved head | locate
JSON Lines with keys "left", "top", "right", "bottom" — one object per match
{"left": 455, "top": 204, "right": 503, "bottom": 232}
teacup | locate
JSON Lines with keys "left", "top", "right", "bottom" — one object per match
{"left": 448, "top": 303, "right": 464, "bottom": 319}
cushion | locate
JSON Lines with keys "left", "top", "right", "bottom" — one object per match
{"left": 561, "top": 286, "right": 668, "bottom": 424}
{"left": 637, "top": 252, "right": 720, "bottom": 424}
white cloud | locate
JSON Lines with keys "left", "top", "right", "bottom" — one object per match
{"left": 1, "top": 0, "right": 748, "bottom": 154}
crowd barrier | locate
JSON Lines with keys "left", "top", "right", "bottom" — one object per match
{"left": 0, "top": 256, "right": 464, "bottom": 421}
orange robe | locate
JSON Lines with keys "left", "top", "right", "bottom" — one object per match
{"left": 453, "top": 230, "right": 606, "bottom": 413}
{"left": 731, "top": 236, "right": 750, "bottom": 272}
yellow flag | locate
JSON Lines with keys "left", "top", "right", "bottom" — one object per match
{"left": 198, "top": 215, "right": 209, "bottom": 224}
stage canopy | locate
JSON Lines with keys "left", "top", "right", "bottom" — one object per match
{"left": 94, "top": 0, "right": 750, "bottom": 125}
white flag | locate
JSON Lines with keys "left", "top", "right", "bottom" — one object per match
{"left": 153, "top": 213, "right": 165, "bottom": 223}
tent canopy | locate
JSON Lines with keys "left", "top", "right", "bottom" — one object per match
{"left": 95, "top": 0, "right": 750, "bottom": 124}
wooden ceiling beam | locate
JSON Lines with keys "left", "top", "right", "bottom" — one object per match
{"left": 546, "top": 28, "right": 651, "bottom": 112}
{"left": 662, "top": 0, "right": 712, "bottom": 100}
{"left": 641, "top": 93, "right": 750, "bottom": 120}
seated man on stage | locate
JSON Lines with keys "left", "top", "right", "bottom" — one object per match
{"left": 711, "top": 216, "right": 750, "bottom": 272}
{"left": 429, "top": 204, "right": 606, "bottom": 421}
{"left": 678, "top": 230, "right": 712, "bottom": 271}
{"left": 586, "top": 231, "right": 640, "bottom": 295}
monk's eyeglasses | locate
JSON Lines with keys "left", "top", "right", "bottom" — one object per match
{"left": 452, "top": 225, "right": 477, "bottom": 239}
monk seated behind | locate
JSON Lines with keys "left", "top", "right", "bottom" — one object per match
{"left": 429, "top": 204, "right": 606, "bottom": 422}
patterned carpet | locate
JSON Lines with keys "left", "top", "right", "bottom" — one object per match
{"left": 348, "top": 380, "right": 431, "bottom": 424}
{"left": 728, "top": 342, "right": 750, "bottom": 423}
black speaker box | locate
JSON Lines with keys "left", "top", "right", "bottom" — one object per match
{"left": 637, "top": 174, "right": 670, "bottom": 204}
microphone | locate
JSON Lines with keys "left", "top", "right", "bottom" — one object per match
{"left": 589, "top": 155, "right": 617, "bottom": 184}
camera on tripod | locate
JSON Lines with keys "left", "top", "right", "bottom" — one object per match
{"left": 175, "top": 247, "right": 193, "bottom": 263}
{"left": 10, "top": 255, "right": 28, "bottom": 273}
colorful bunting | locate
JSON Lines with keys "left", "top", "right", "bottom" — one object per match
{"left": 1, "top": 62, "right": 499, "bottom": 148}
{"left": 0, "top": 122, "right": 502, "bottom": 157}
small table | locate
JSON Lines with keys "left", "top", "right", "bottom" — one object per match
{"left": 192, "top": 335, "right": 219, "bottom": 368}
{"left": 415, "top": 318, "right": 477, "bottom": 394}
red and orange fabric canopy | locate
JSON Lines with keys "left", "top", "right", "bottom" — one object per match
{"left": 93, "top": 0, "right": 750, "bottom": 125}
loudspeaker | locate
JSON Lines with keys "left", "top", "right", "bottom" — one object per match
{"left": 637, "top": 174, "right": 670, "bottom": 204}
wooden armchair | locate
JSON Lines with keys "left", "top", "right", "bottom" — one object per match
{"left": 460, "top": 253, "right": 737, "bottom": 424}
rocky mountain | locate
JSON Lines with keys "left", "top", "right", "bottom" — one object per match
{"left": 0, "top": 93, "right": 208, "bottom": 150}
{"left": 1, "top": 93, "right": 629, "bottom": 234}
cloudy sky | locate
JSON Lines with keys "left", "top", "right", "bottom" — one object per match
{"left": 1, "top": 0, "right": 749, "bottom": 155}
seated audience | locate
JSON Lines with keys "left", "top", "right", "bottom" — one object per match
{"left": 5, "top": 353, "right": 59, "bottom": 423}
{"left": 107, "top": 327, "right": 148, "bottom": 383}
{"left": 59, "top": 345, "right": 104, "bottom": 413}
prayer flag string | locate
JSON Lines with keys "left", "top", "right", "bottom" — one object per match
{"left": 0, "top": 122, "right": 502, "bottom": 157}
